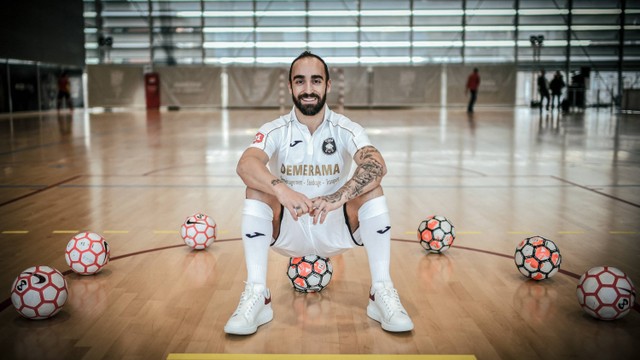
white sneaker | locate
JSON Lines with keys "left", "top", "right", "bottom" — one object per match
{"left": 367, "top": 281, "right": 414, "bottom": 332}
{"left": 224, "top": 283, "right": 273, "bottom": 335}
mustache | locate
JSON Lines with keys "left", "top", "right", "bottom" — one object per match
{"left": 297, "top": 93, "right": 320, "bottom": 101}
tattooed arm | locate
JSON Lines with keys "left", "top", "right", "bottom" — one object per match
{"left": 311, "top": 145, "right": 387, "bottom": 223}
{"left": 237, "top": 147, "right": 312, "bottom": 220}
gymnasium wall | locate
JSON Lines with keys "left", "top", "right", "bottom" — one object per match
{"left": 86, "top": 65, "right": 517, "bottom": 109}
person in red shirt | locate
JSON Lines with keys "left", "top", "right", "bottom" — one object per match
{"left": 57, "top": 72, "right": 73, "bottom": 112}
{"left": 465, "top": 68, "right": 480, "bottom": 113}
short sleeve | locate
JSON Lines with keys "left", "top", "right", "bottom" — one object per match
{"left": 248, "top": 120, "right": 284, "bottom": 159}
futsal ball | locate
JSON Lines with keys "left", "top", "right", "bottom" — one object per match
{"left": 180, "top": 212, "right": 217, "bottom": 250}
{"left": 65, "top": 232, "right": 110, "bottom": 275}
{"left": 576, "top": 266, "right": 636, "bottom": 320}
{"left": 287, "top": 255, "right": 333, "bottom": 293}
{"left": 418, "top": 215, "right": 455, "bottom": 253}
{"left": 514, "top": 236, "right": 561, "bottom": 280}
{"left": 11, "top": 266, "right": 68, "bottom": 320}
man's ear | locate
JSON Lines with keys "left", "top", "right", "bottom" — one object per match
{"left": 287, "top": 81, "right": 292, "bottom": 95}
{"left": 326, "top": 79, "right": 332, "bottom": 94}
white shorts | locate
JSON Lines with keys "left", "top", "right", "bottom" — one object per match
{"left": 271, "top": 205, "right": 363, "bottom": 258}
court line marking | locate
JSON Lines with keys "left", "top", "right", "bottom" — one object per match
{"left": 52, "top": 230, "right": 80, "bottom": 234}
{"left": 1, "top": 238, "right": 638, "bottom": 315}
{"left": 167, "top": 355, "right": 477, "bottom": 360}
{"left": 0, "top": 175, "right": 83, "bottom": 208}
{"left": 551, "top": 176, "right": 640, "bottom": 208}
{"left": 1, "top": 230, "right": 29, "bottom": 234}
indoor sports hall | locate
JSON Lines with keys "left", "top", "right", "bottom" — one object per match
{"left": 1, "top": 1, "right": 639, "bottom": 360}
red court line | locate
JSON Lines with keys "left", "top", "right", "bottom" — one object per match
{"left": 2, "top": 238, "right": 638, "bottom": 315}
{"left": 551, "top": 176, "right": 640, "bottom": 208}
{"left": 0, "top": 175, "right": 83, "bottom": 207}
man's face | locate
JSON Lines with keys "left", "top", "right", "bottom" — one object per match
{"left": 289, "top": 57, "right": 331, "bottom": 116}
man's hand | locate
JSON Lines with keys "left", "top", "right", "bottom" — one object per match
{"left": 310, "top": 192, "right": 345, "bottom": 225}
{"left": 272, "top": 179, "right": 313, "bottom": 221}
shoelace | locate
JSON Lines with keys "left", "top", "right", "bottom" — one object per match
{"left": 378, "top": 287, "right": 404, "bottom": 317}
{"left": 236, "top": 283, "right": 261, "bottom": 318}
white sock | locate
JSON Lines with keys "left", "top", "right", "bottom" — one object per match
{"left": 241, "top": 199, "right": 273, "bottom": 286}
{"left": 359, "top": 196, "right": 393, "bottom": 285}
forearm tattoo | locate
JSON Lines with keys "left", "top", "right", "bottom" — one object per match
{"left": 271, "top": 178, "right": 285, "bottom": 186}
{"left": 325, "top": 146, "right": 384, "bottom": 203}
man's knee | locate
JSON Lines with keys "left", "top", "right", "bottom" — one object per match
{"left": 345, "top": 186, "right": 385, "bottom": 228}
{"left": 245, "top": 187, "right": 281, "bottom": 231}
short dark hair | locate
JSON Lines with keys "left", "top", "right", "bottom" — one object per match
{"left": 288, "top": 51, "right": 330, "bottom": 84}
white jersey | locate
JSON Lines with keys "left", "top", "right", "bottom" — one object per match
{"left": 249, "top": 106, "right": 372, "bottom": 198}
{"left": 248, "top": 106, "right": 371, "bottom": 257}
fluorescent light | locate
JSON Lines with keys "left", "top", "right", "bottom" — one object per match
{"left": 361, "top": 10, "right": 412, "bottom": 16}
{"left": 518, "top": 25, "right": 568, "bottom": 31}
{"left": 465, "top": 40, "right": 515, "bottom": 47}
{"left": 204, "top": 27, "right": 254, "bottom": 33}
{"left": 414, "top": 41, "right": 464, "bottom": 48}
{"left": 413, "top": 10, "right": 464, "bottom": 16}
{"left": 308, "top": 10, "right": 359, "bottom": 17}
{"left": 572, "top": 9, "right": 621, "bottom": 15}
{"left": 465, "top": 26, "right": 516, "bottom": 32}
{"left": 465, "top": 9, "right": 516, "bottom": 16}
{"left": 414, "top": 26, "right": 463, "bottom": 32}
{"left": 572, "top": 25, "right": 620, "bottom": 31}
{"left": 518, "top": 9, "right": 569, "bottom": 16}
{"left": 360, "top": 41, "right": 411, "bottom": 48}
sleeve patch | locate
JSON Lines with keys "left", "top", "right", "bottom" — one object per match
{"left": 253, "top": 132, "right": 265, "bottom": 144}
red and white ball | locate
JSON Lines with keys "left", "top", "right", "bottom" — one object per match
{"left": 11, "top": 266, "right": 68, "bottom": 320}
{"left": 287, "top": 255, "right": 333, "bottom": 292}
{"left": 576, "top": 266, "right": 636, "bottom": 320}
{"left": 418, "top": 215, "right": 455, "bottom": 253}
{"left": 180, "top": 212, "right": 217, "bottom": 250}
{"left": 65, "top": 232, "right": 110, "bottom": 275}
{"left": 514, "top": 236, "right": 561, "bottom": 280}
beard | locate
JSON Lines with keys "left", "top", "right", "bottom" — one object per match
{"left": 292, "top": 91, "right": 327, "bottom": 116}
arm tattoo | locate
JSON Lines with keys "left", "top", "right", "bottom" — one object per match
{"left": 271, "top": 179, "right": 285, "bottom": 186}
{"left": 327, "top": 146, "right": 384, "bottom": 203}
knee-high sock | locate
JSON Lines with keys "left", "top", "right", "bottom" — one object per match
{"left": 241, "top": 199, "right": 273, "bottom": 286}
{"left": 359, "top": 196, "right": 392, "bottom": 285}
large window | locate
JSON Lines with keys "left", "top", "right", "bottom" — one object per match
{"left": 83, "top": 0, "right": 638, "bottom": 69}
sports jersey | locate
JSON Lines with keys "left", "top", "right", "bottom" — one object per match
{"left": 248, "top": 105, "right": 372, "bottom": 257}
{"left": 250, "top": 105, "right": 372, "bottom": 198}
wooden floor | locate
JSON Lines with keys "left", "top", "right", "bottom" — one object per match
{"left": 0, "top": 107, "right": 639, "bottom": 360}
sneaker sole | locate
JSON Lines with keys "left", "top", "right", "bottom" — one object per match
{"left": 224, "top": 307, "right": 274, "bottom": 335}
{"left": 366, "top": 303, "right": 414, "bottom": 332}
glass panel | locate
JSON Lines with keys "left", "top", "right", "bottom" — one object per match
{"left": 83, "top": 0, "right": 629, "bottom": 66}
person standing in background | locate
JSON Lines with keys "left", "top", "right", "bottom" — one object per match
{"left": 57, "top": 71, "right": 73, "bottom": 113}
{"left": 549, "top": 71, "right": 565, "bottom": 110}
{"left": 465, "top": 68, "right": 480, "bottom": 113}
{"left": 537, "top": 69, "right": 550, "bottom": 111}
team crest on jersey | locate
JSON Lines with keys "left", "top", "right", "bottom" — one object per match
{"left": 322, "top": 138, "right": 336, "bottom": 155}
{"left": 253, "top": 132, "right": 265, "bottom": 144}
